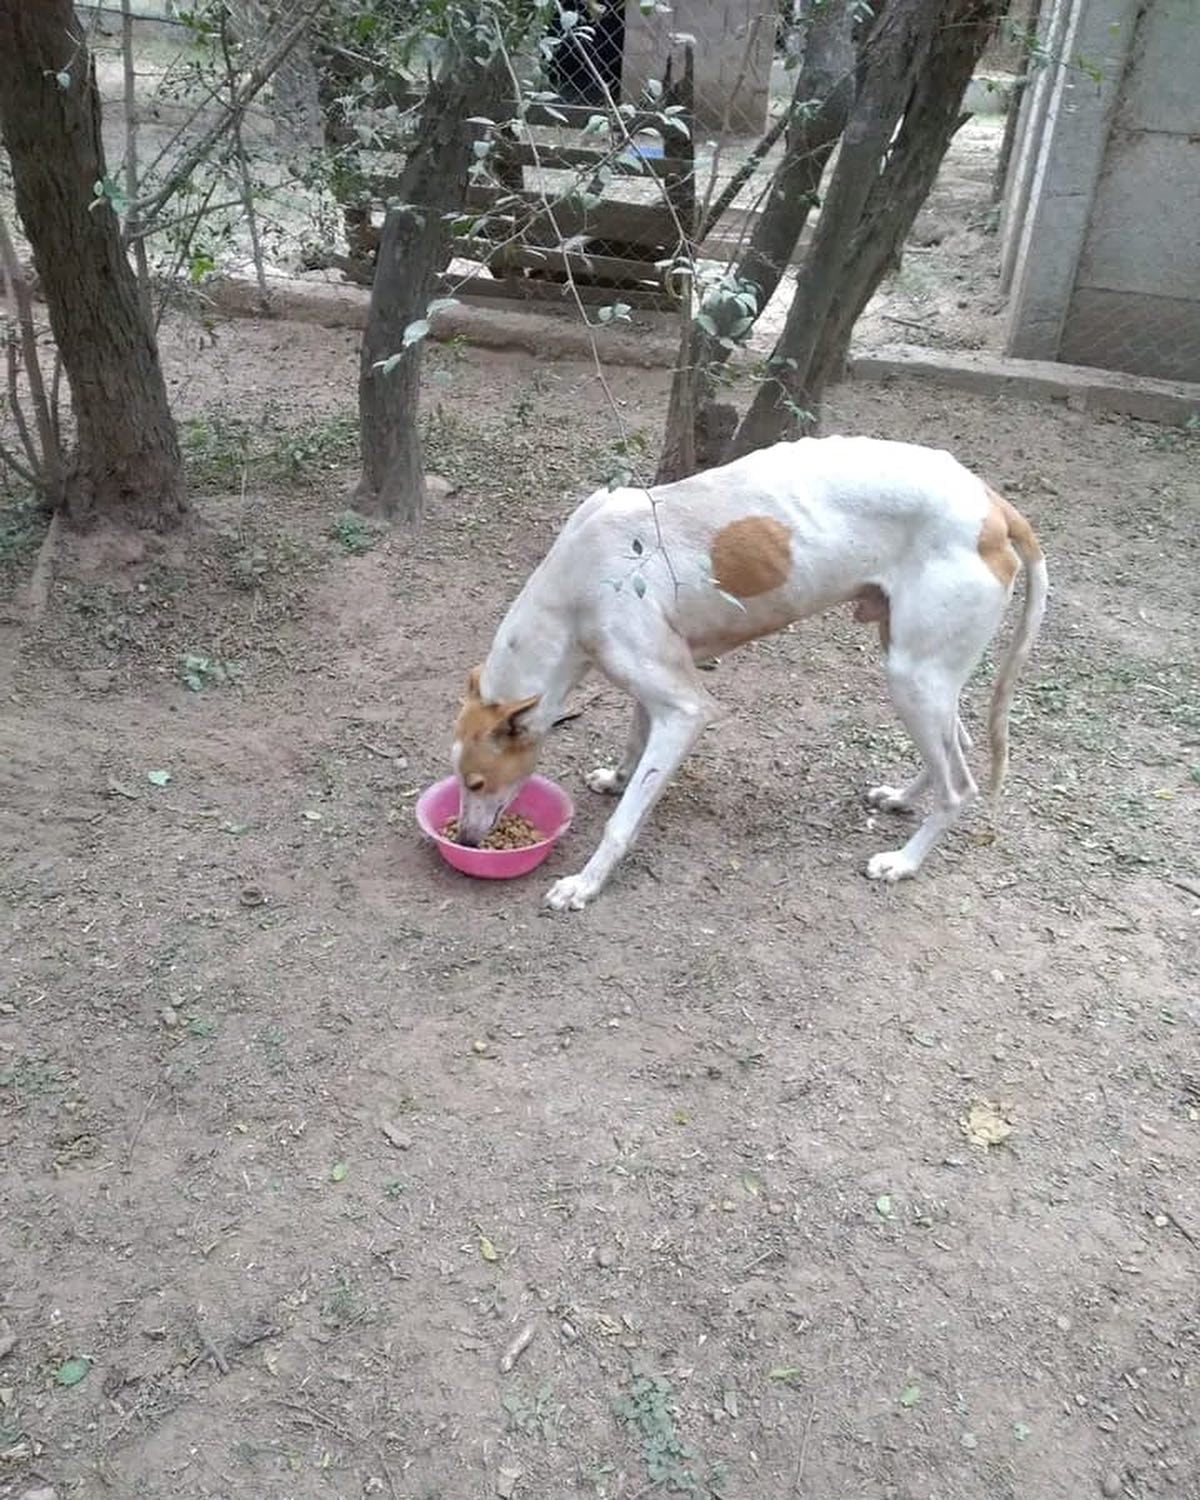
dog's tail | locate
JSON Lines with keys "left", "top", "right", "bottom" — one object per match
{"left": 988, "top": 501, "right": 1048, "bottom": 799}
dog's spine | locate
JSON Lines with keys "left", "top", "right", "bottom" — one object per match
{"left": 987, "top": 519, "right": 1049, "bottom": 798}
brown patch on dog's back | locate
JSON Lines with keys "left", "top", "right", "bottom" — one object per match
{"left": 710, "top": 516, "right": 792, "bottom": 598}
{"left": 979, "top": 485, "right": 1041, "bottom": 587}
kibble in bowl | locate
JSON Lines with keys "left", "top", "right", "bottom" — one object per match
{"left": 441, "top": 812, "right": 542, "bottom": 850}
{"left": 415, "top": 775, "right": 574, "bottom": 882}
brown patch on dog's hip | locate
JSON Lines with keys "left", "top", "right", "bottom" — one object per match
{"left": 979, "top": 485, "right": 1041, "bottom": 586}
{"left": 710, "top": 516, "right": 792, "bottom": 598}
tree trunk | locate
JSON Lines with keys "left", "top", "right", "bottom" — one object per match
{"left": 355, "top": 60, "right": 507, "bottom": 522}
{"left": 655, "top": 0, "right": 855, "bottom": 483}
{"left": 730, "top": 0, "right": 1005, "bottom": 459}
{"left": 0, "top": 0, "right": 185, "bottom": 531}
{"left": 805, "top": 0, "right": 1009, "bottom": 397}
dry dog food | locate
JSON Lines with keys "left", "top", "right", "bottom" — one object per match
{"left": 442, "top": 812, "right": 543, "bottom": 849}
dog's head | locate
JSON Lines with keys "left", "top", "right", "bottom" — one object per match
{"left": 451, "top": 666, "right": 542, "bottom": 845}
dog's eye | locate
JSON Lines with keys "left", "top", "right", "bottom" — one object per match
{"left": 465, "top": 774, "right": 486, "bottom": 793}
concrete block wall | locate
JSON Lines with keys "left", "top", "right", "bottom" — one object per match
{"left": 1001, "top": 0, "right": 1200, "bottom": 383}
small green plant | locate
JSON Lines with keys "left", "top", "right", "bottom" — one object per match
{"left": 328, "top": 512, "right": 377, "bottom": 556}
{"left": 272, "top": 411, "right": 359, "bottom": 476}
{"left": 501, "top": 1380, "right": 559, "bottom": 1440}
{"left": 0, "top": 491, "right": 47, "bottom": 562}
{"left": 322, "top": 1274, "right": 366, "bottom": 1329}
{"left": 1151, "top": 411, "right": 1200, "bottom": 451}
{"left": 615, "top": 1371, "right": 724, "bottom": 1496}
{"left": 178, "top": 653, "right": 242, "bottom": 692}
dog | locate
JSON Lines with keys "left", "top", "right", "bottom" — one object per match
{"left": 451, "top": 435, "right": 1048, "bottom": 911}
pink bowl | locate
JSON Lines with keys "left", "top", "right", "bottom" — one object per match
{"left": 415, "top": 774, "right": 574, "bottom": 880}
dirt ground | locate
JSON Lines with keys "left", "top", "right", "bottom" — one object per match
{"left": 1, "top": 314, "right": 1199, "bottom": 1500}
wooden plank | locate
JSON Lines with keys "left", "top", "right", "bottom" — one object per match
{"left": 460, "top": 187, "right": 679, "bottom": 249}
{"left": 363, "top": 178, "right": 682, "bottom": 248}
{"left": 436, "top": 273, "right": 676, "bottom": 311}
{"left": 452, "top": 240, "right": 666, "bottom": 286}
{"left": 494, "top": 141, "right": 689, "bottom": 180}
{"left": 387, "top": 88, "right": 675, "bottom": 136}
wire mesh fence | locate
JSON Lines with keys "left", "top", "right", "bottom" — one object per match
{"left": 1, "top": 2, "right": 1025, "bottom": 351}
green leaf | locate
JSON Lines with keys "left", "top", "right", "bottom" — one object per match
{"left": 375, "top": 353, "right": 404, "bottom": 376}
{"left": 899, "top": 1383, "right": 922, "bottom": 1408}
{"left": 875, "top": 1194, "right": 894, "bottom": 1218}
{"left": 55, "top": 69, "right": 71, "bottom": 90}
{"left": 1013, "top": 1420, "right": 1031, "bottom": 1442}
{"left": 596, "top": 301, "right": 631, "bottom": 325}
{"left": 402, "top": 318, "right": 431, "bottom": 348}
{"left": 146, "top": 769, "right": 171, "bottom": 787}
{"left": 56, "top": 1357, "right": 91, "bottom": 1387}
{"left": 768, "top": 1366, "right": 803, "bottom": 1383}
{"left": 330, "top": 1162, "right": 348, "bottom": 1182}
{"left": 479, "top": 1233, "right": 499, "bottom": 1262}
{"left": 426, "top": 297, "right": 459, "bottom": 317}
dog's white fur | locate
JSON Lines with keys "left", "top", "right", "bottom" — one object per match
{"left": 453, "top": 435, "right": 1048, "bottom": 910}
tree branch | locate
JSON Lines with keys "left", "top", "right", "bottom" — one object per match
{"left": 132, "top": 0, "right": 329, "bottom": 232}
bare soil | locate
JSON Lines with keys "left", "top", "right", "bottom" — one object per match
{"left": 1, "top": 319, "right": 1198, "bottom": 1500}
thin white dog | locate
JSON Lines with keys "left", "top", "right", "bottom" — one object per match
{"left": 451, "top": 435, "right": 1048, "bottom": 911}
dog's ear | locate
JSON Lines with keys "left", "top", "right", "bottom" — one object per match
{"left": 499, "top": 694, "right": 540, "bottom": 737}
{"left": 466, "top": 665, "right": 483, "bottom": 700}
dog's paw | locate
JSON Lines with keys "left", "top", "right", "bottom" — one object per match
{"left": 586, "top": 766, "right": 625, "bottom": 796}
{"left": 866, "top": 784, "right": 913, "bottom": 813}
{"left": 866, "top": 849, "right": 918, "bottom": 883}
{"left": 544, "top": 873, "right": 598, "bottom": 912}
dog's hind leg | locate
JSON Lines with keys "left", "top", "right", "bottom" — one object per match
{"left": 866, "top": 700, "right": 975, "bottom": 816}
{"left": 867, "top": 661, "right": 970, "bottom": 881}
{"left": 586, "top": 702, "right": 648, "bottom": 795}
{"left": 866, "top": 576, "right": 1004, "bottom": 880}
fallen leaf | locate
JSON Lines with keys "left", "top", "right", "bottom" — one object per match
{"left": 301, "top": 809, "right": 323, "bottom": 822}
{"left": 768, "top": 1366, "right": 803, "bottom": 1383}
{"left": 875, "top": 1194, "right": 894, "bottom": 1218}
{"left": 330, "top": 1162, "right": 348, "bottom": 1182}
{"left": 146, "top": 769, "right": 171, "bottom": 788}
{"left": 899, "top": 1383, "right": 922, "bottom": 1408}
{"left": 962, "top": 1100, "right": 1014, "bottom": 1147}
{"left": 479, "top": 1234, "right": 499, "bottom": 1262}
{"left": 55, "top": 1356, "right": 91, "bottom": 1387}
{"left": 1013, "top": 1420, "right": 1031, "bottom": 1442}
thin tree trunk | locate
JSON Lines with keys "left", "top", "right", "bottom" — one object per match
{"left": 0, "top": 0, "right": 185, "bottom": 530}
{"left": 655, "top": 0, "right": 855, "bottom": 483}
{"left": 806, "top": 0, "right": 1008, "bottom": 398}
{"left": 121, "top": 0, "right": 153, "bottom": 323}
{"left": 355, "top": 60, "right": 507, "bottom": 522}
{"left": 730, "top": 0, "right": 1003, "bottom": 458}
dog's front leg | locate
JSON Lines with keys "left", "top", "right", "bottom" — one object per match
{"left": 545, "top": 701, "right": 708, "bottom": 911}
